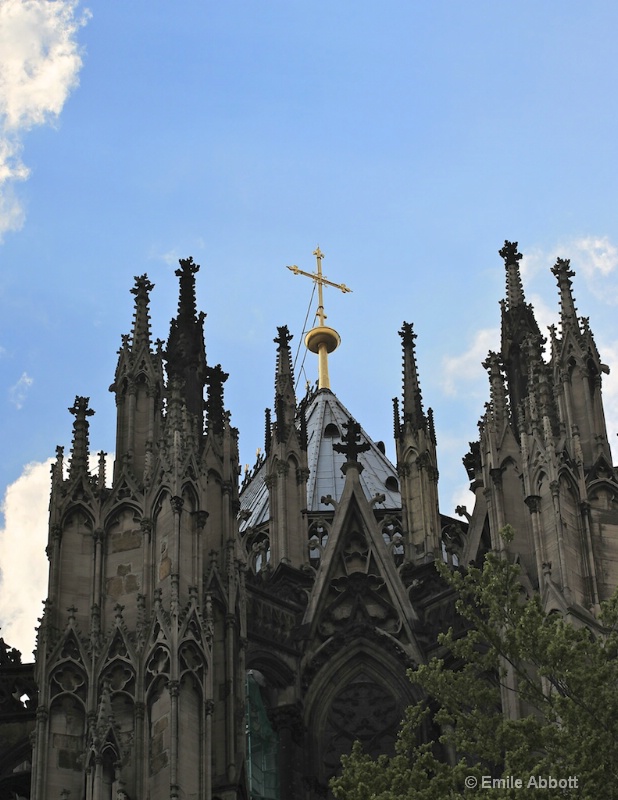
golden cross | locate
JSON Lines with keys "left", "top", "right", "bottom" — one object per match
{"left": 287, "top": 247, "right": 352, "bottom": 390}
{"left": 287, "top": 247, "right": 352, "bottom": 328}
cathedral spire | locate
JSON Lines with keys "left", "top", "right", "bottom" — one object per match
{"left": 498, "top": 241, "right": 541, "bottom": 436}
{"left": 176, "top": 256, "right": 199, "bottom": 324}
{"left": 288, "top": 247, "right": 351, "bottom": 390}
{"left": 551, "top": 257, "right": 581, "bottom": 336}
{"left": 483, "top": 351, "right": 508, "bottom": 426}
{"left": 260, "top": 324, "right": 310, "bottom": 568}
{"left": 110, "top": 275, "right": 164, "bottom": 482}
{"left": 398, "top": 321, "right": 425, "bottom": 433}
{"left": 68, "top": 396, "right": 94, "bottom": 480}
{"left": 274, "top": 325, "right": 297, "bottom": 443}
{"left": 166, "top": 257, "right": 207, "bottom": 418}
{"left": 130, "top": 274, "right": 154, "bottom": 351}
{"left": 394, "top": 323, "right": 441, "bottom": 562}
{"left": 500, "top": 240, "right": 526, "bottom": 310}
{"left": 205, "top": 364, "right": 228, "bottom": 436}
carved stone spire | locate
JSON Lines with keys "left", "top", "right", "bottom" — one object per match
{"left": 52, "top": 445, "right": 65, "bottom": 489}
{"left": 394, "top": 322, "right": 440, "bottom": 562}
{"left": 264, "top": 407, "right": 272, "bottom": 455}
{"left": 551, "top": 257, "right": 581, "bottom": 336}
{"left": 499, "top": 240, "right": 525, "bottom": 311}
{"left": 166, "top": 257, "right": 207, "bottom": 418}
{"left": 483, "top": 351, "right": 508, "bottom": 426}
{"left": 398, "top": 322, "right": 425, "bottom": 433}
{"left": 68, "top": 396, "right": 94, "bottom": 480}
{"left": 205, "top": 364, "right": 228, "bottom": 436}
{"left": 130, "top": 274, "right": 154, "bottom": 351}
{"left": 176, "top": 256, "right": 199, "bottom": 324}
{"left": 110, "top": 275, "right": 164, "bottom": 482}
{"left": 498, "top": 241, "right": 541, "bottom": 437}
{"left": 274, "top": 325, "right": 297, "bottom": 444}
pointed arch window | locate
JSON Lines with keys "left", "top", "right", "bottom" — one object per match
{"left": 246, "top": 671, "right": 280, "bottom": 800}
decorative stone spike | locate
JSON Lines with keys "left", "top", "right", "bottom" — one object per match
{"left": 499, "top": 240, "right": 525, "bottom": 311}
{"left": 399, "top": 322, "right": 425, "bottom": 430}
{"left": 166, "top": 257, "right": 208, "bottom": 417}
{"left": 273, "top": 324, "right": 297, "bottom": 443}
{"left": 275, "top": 392, "right": 286, "bottom": 443}
{"left": 392, "top": 397, "right": 401, "bottom": 440}
{"left": 97, "top": 450, "right": 107, "bottom": 490}
{"left": 130, "top": 274, "right": 154, "bottom": 350}
{"left": 483, "top": 351, "right": 508, "bottom": 424}
{"left": 175, "top": 256, "right": 200, "bottom": 322}
{"left": 551, "top": 257, "right": 581, "bottom": 335}
{"left": 427, "top": 407, "right": 436, "bottom": 446}
{"left": 52, "top": 445, "right": 65, "bottom": 487}
{"left": 299, "top": 398, "right": 308, "bottom": 451}
{"left": 68, "top": 397, "right": 94, "bottom": 480}
{"left": 264, "top": 408, "right": 272, "bottom": 455}
{"left": 205, "top": 364, "right": 228, "bottom": 435}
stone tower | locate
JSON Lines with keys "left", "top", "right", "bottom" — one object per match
{"left": 6, "top": 242, "right": 618, "bottom": 799}
{"left": 463, "top": 242, "right": 618, "bottom": 616}
{"left": 32, "top": 261, "right": 246, "bottom": 799}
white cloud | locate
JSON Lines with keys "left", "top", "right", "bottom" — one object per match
{"left": 0, "top": 0, "right": 89, "bottom": 240}
{"left": 522, "top": 236, "right": 618, "bottom": 306}
{"left": 158, "top": 248, "right": 182, "bottom": 266}
{"left": 0, "top": 458, "right": 51, "bottom": 659}
{"left": 0, "top": 451, "right": 113, "bottom": 660}
{"left": 572, "top": 236, "right": 618, "bottom": 279}
{"left": 8, "top": 371, "right": 33, "bottom": 409}
{"left": 520, "top": 245, "right": 554, "bottom": 283}
{"left": 441, "top": 327, "right": 499, "bottom": 397}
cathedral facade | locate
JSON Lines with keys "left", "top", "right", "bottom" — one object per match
{"left": 1, "top": 242, "right": 618, "bottom": 799}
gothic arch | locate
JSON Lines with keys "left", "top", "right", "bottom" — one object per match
{"left": 246, "top": 651, "right": 295, "bottom": 689}
{"left": 206, "top": 466, "right": 223, "bottom": 486}
{"left": 304, "top": 641, "right": 415, "bottom": 787}
{"left": 103, "top": 501, "right": 142, "bottom": 533}
{"left": 47, "top": 692, "right": 87, "bottom": 789}
{"left": 181, "top": 480, "right": 199, "bottom": 511}
{"left": 556, "top": 466, "right": 580, "bottom": 500}
{"left": 401, "top": 445, "right": 419, "bottom": 468}
{"left": 178, "top": 639, "right": 208, "bottom": 689}
{"left": 60, "top": 503, "right": 96, "bottom": 532}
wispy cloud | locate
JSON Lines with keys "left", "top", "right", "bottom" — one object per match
{"left": 0, "top": 0, "right": 89, "bottom": 240}
{"left": 521, "top": 236, "right": 618, "bottom": 305}
{"left": 441, "top": 327, "right": 498, "bottom": 397}
{"left": 9, "top": 371, "right": 33, "bottom": 409}
{"left": 572, "top": 236, "right": 618, "bottom": 279}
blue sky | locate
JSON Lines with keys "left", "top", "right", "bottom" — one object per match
{"left": 2, "top": 1, "right": 618, "bottom": 655}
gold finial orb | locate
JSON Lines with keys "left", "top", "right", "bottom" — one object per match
{"left": 305, "top": 326, "right": 340, "bottom": 355}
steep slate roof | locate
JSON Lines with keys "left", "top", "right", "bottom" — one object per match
{"left": 239, "top": 388, "right": 401, "bottom": 531}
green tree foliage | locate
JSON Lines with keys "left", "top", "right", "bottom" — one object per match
{"left": 331, "top": 527, "right": 618, "bottom": 799}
